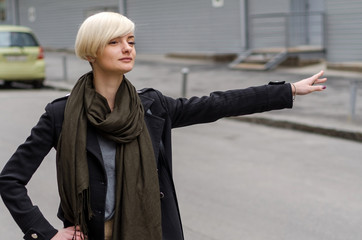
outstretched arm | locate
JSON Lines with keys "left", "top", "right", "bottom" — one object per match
{"left": 292, "top": 70, "right": 327, "bottom": 97}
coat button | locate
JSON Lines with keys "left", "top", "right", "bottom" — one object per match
{"left": 160, "top": 192, "right": 165, "bottom": 199}
{"left": 31, "top": 233, "right": 38, "bottom": 239}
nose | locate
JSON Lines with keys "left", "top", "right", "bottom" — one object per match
{"left": 122, "top": 43, "right": 133, "bottom": 54}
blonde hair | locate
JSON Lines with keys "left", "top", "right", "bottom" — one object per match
{"left": 75, "top": 12, "right": 135, "bottom": 60}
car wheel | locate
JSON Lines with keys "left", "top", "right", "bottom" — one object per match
{"left": 4, "top": 81, "right": 12, "bottom": 88}
{"left": 32, "top": 80, "right": 44, "bottom": 89}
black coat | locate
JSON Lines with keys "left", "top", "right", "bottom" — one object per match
{"left": 0, "top": 85, "right": 292, "bottom": 240}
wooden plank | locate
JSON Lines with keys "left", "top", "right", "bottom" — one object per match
{"left": 232, "top": 63, "right": 266, "bottom": 70}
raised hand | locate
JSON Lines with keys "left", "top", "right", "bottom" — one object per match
{"left": 292, "top": 70, "right": 327, "bottom": 96}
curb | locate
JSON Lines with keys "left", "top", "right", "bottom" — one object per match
{"left": 233, "top": 116, "right": 362, "bottom": 143}
{"left": 44, "top": 81, "right": 73, "bottom": 92}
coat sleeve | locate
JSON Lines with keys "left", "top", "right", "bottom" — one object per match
{"left": 159, "top": 84, "right": 293, "bottom": 128}
{"left": 0, "top": 103, "right": 58, "bottom": 240}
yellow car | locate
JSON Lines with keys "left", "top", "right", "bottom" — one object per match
{"left": 0, "top": 25, "right": 45, "bottom": 88}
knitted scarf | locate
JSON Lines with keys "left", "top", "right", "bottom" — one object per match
{"left": 56, "top": 72, "right": 162, "bottom": 240}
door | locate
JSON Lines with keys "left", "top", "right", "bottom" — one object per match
{"left": 290, "top": 0, "right": 325, "bottom": 47}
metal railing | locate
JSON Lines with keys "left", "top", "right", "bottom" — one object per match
{"left": 247, "top": 11, "right": 326, "bottom": 49}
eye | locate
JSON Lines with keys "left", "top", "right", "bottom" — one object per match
{"left": 109, "top": 40, "right": 118, "bottom": 45}
{"left": 128, "top": 41, "right": 136, "bottom": 46}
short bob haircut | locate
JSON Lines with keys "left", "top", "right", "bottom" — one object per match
{"left": 75, "top": 12, "right": 135, "bottom": 60}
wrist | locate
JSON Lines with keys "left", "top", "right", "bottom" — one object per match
{"left": 291, "top": 83, "right": 296, "bottom": 101}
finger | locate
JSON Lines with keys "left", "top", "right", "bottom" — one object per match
{"left": 75, "top": 225, "right": 82, "bottom": 231}
{"left": 312, "top": 77, "right": 327, "bottom": 86}
{"left": 73, "top": 226, "right": 86, "bottom": 240}
{"left": 311, "top": 70, "right": 325, "bottom": 83}
{"left": 73, "top": 234, "right": 82, "bottom": 240}
{"left": 311, "top": 85, "right": 327, "bottom": 92}
{"left": 315, "top": 70, "right": 324, "bottom": 78}
{"left": 75, "top": 234, "right": 87, "bottom": 240}
{"left": 316, "top": 77, "right": 327, "bottom": 84}
{"left": 77, "top": 231, "right": 86, "bottom": 238}
{"left": 62, "top": 226, "right": 83, "bottom": 239}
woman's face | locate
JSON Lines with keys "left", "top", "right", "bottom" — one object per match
{"left": 93, "top": 32, "right": 136, "bottom": 75}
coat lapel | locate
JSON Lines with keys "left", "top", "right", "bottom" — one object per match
{"left": 140, "top": 94, "right": 165, "bottom": 161}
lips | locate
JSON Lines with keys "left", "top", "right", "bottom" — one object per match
{"left": 119, "top": 57, "right": 133, "bottom": 62}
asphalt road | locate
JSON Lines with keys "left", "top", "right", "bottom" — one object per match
{"left": 1, "top": 88, "right": 362, "bottom": 239}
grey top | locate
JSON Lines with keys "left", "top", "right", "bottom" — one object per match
{"left": 97, "top": 133, "right": 117, "bottom": 221}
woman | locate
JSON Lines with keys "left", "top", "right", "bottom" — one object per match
{"left": 0, "top": 12, "right": 327, "bottom": 240}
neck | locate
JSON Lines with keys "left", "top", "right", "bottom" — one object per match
{"left": 93, "top": 72, "right": 124, "bottom": 111}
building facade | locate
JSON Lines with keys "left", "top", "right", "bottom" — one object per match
{"left": 126, "top": 0, "right": 246, "bottom": 55}
{"left": 1, "top": 0, "right": 362, "bottom": 65}
{"left": 0, "top": 0, "right": 120, "bottom": 50}
{"left": 247, "top": 0, "right": 325, "bottom": 49}
{"left": 0, "top": 0, "right": 246, "bottom": 55}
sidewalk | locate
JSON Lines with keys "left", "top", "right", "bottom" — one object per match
{"left": 44, "top": 52, "right": 362, "bottom": 142}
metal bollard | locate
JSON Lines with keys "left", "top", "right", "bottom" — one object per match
{"left": 349, "top": 80, "right": 357, "bottom": 120}
{"left": 181, "top": 67, "right": 189, "bottom": 98}
{"left": 62, "top": 55, "right": 68, "bottom": 81}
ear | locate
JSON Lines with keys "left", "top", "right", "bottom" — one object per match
{"left": 86, "top": 56, "right": 95, "bottom": 63}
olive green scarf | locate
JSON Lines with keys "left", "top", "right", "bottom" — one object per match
{"left": 56, "top": 72, "right": 162, "bottom": 240}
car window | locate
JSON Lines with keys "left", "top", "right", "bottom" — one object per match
{"left": 0, "top": 32, "right": 39, "bottom": 47}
